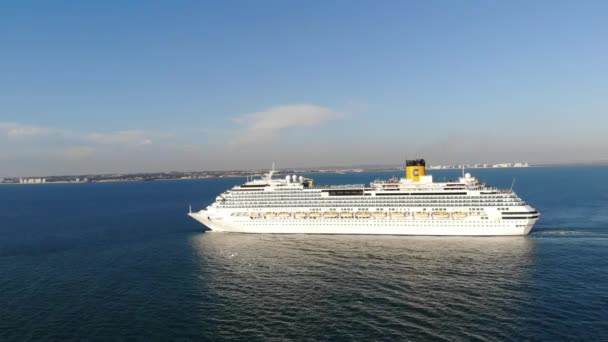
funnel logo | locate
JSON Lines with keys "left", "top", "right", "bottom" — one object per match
{"left": 413, "top": 169, "right": 420, "bottom": 176}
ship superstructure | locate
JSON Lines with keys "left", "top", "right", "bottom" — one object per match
{"left": 188, "top": 159, "right": 539, "bottom": 235}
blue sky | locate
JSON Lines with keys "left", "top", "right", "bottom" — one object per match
{"left": 1, "top": 1, "right": 607, "bottom": 176}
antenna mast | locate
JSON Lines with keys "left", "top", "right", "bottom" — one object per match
{"left": 264, "top": 162, "right": 276, "bottom": 181}
{"left": 510, "top": 178, "right": 517, "bottom": 191}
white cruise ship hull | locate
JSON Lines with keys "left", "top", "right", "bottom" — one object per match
{"left": 188, "top": 160, "right": 540, "bottom": 236}
{"left": 189, "top": 211, "right": 536, "bottom": 236}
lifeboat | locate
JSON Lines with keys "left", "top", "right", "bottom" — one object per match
{"left": 452, "top": 212, "right": 467, "bottom": 220}
{"left": 432, "top": 211, "right": 450, "bottom": 219}
{"left": 294, "top": 212, "right": 307, "bottom": 219}
{"left": 264, "top": 212, "right": 277, "bottom": 219}
{"left": 340, "top": 212, "right": 354, "bottom": 218}
{"left": 308, "top": 212, "right": 321, "bottom": 219}
{"left": 250, "top": 212, "right": 261, "bottom": 219}
{"left": 278, "top": 212, "right": 291, "bottom": 219}
{"left": 414, "top": 212, "right": 430, "bottom": 219}
{"left": 355, "top": 211, "right": 371, "bottom": 219}
{"left": 373, "top": 212, "right": 386, "bottom": 219}
{"left": 390, "top": 212, "right": 407, "bottom": 219}
{"left": 324, "top": 211, "right": 339, "bottom": 219}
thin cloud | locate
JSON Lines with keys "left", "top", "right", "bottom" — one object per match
{"left": 0, "top": 122, "right": 57, "bottom": 139}
{"left": 86, "top": 130, "right": 152, "bottom": 146}
{"left": 228, "top": 104, "right": 344, "bottom": 146}
{"left": 0, "top": 122, "right": 153, "bottom": 147}
{"left": 63, "top": 146, "right": 96, "bottom": 160}
{"left": 0, "top": 122, "right": 158, "bottom": 172}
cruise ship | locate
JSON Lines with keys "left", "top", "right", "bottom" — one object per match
{"left": 188, "top": 159, "right": 539, "bottom": 235}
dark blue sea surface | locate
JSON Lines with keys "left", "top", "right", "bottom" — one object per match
{"left": 1, "top": 166, "right": 607, "bottom": 341}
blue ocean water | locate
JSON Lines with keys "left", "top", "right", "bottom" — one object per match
{"left": 1, "top": 166, "right": 607, "bottom": 341}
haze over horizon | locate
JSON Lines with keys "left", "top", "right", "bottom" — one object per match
{"left": 2, "top": 1, "right": 607, "bottom": 177}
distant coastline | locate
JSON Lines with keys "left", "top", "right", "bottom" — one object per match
{"left": 2, "top": 161, "right": 607, "bottom": 185}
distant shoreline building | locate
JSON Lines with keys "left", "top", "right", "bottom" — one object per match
{"left": 427, "top": 162, "right": 529, "bottom": 170}
{"left": 19, "top": 178, "right": 47, "bottom": 184}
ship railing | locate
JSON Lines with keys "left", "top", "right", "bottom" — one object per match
{"left": 220, "top": 203, "right": 525, "bottom": 208}
{"left": 483, "top": 188, "right": 513, "bottom": 194}
{"left": 220, "top": 199, "right": 524, "bottom": 206}
{"left": 224, "top": 196, "right": 522, "bottom": 201}
{"left": 313, "top": 184, "right": 366, "bottom": 189}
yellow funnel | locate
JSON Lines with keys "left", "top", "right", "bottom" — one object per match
{"left": 405, "top": 159, "right": 426, "bottom": 182}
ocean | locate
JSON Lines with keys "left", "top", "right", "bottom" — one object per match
{"left": 1, "top": 166, "right": 607, "bottom": 341}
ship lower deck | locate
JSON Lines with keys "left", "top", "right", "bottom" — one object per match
{"left": 189, "top": 212, "right": 536, "bottom": 236}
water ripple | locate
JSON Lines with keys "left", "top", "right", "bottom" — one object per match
{"left": 187, "top": 234, "right": 579, "bottom": 341}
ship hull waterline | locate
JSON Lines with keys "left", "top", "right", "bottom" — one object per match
{"left": 188, "top": 212, "right": 536, "bottom": 236}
